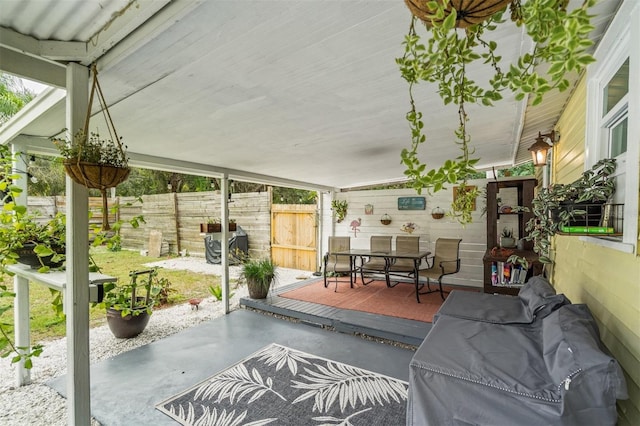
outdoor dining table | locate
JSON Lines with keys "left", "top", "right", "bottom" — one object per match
{"left": 331, "top": 249, "right": 431, "bottom": 303}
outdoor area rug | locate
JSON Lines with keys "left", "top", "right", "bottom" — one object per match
{"left": 278, "top": 278, "right": 472, "bottom": 323}
{"left": 156, "top": 343, "right": 408, "bottom": 426}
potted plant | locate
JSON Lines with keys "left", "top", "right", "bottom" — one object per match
{"left": 52, "top": 129, "right": 129, "bottom": 188}
{"left": 500, "top": 227, "right": 515, "bottom": 248}
{"left": 200, "top": 218, "right": 237, "bottom": 233}
{"left": 242, "top": 257, "right": 278, "bottom": 299}
{"left": 12, "top": 213, "right": 67, "bottom": 271}
{"left": 52, "top": 129, "right": 129, "bottom": 232}
{"left": 0, "top": 146, "right": 66, "bottom": 274}
{"left": 397, "top": 0, "right": 597, "bottom": 224}
{"left": 331, "top": 200, "right": 348, "bottom": 223}
{"left": 525, "top": 158, "right": 616, "bottom": 264}
{"left": 98, "top": 268, "right": 162, "bottom": 338}
{"left": 200, "top": 218, "right": 216, "bottom": 233}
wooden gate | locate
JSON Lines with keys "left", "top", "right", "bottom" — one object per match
{"left": 271, "top": 204, "right": 317, "bottom": 271}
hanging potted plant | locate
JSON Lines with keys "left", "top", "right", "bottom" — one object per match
{"left": 397, "top": 0, "right": 597, "bottom": 224}
{"left": 51, "top": 63, "right": 130, "bottom": 231}
{"left": 53, "top": 130, "right": 129, "bottom": 190}
{"left": 331, "top": 200, "right": 348, "bottom": 223}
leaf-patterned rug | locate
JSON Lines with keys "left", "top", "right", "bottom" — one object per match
{"left": 156, "top": 343, "right": 408, "bottom": 425}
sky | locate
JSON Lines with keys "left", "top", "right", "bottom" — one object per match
{"left": 20, "top": 78, "right": 48, "bottom": 94}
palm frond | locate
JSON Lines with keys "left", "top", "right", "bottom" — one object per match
{"left": 291, "top": 362, "right": 407, "bottom": 413}
{"left": 194, "top": 363, "right": 286, "bottom": 404}
{"left": 168, "top": 403, "right": 269, "bottom": 426}
{"left": 256, "top": 343, "right": 314, "bottom": 375}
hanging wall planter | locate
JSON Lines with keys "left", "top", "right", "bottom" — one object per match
{"left": 331, "top": 200, "right": 348, "bottom": 223}
{"left": 431, "top": 206, "right": 445, "bottom": 219}
{"left": 380, "top": 214, "right": 392, "bottom": 225}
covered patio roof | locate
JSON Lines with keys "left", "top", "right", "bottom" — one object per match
{"left": 0, "top": 1, "right": 626, "bottom": 424}
{"left": 0, "top": 0, "right": 621, "bottom": 190}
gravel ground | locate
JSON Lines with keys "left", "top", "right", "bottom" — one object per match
{"left": 0, "top": 257, "right": 312, "bottom": 426}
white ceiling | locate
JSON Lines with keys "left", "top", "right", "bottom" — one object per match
{"left": 0, "top": 0, "right": 623, "bottom": 191}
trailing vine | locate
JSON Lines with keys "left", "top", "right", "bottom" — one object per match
{"left": 397, "top": 0, "right": 597, "bottom": 224}
{"left": 331, "top": 199, "right": 348, "bottom": 223}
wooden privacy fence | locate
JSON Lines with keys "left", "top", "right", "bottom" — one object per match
{"left": 29, "top": 195, "right": 117, "bottom": 229}
{"left": 28, "top": 191, "right": 320, "bottom": 271}
{"left": 271, "top": 204, "right": 318, "bottom": 271}
{"left": 27, "top": 190, "right": 273, "bottom": 260}
{"left": 116, "top": 191, "right": 273, "bottom": 259}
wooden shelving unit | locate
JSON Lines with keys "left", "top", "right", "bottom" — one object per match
{"left": 483, "top": 178, "right": 542, "bottom": 296}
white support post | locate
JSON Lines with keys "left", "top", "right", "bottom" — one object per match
{"left": 220, "top": 175, "right": 230, "bottom": 314}
{"left": 64, "top": 62, "right": 91, "bottom": 426}
{"left": 11, "top": 143, "right": 31, "bottom": 385}
{"left": 13, "top": 274, "right": 30, "bottom": 385}
{"left": 316, "top": 193, "right": 323, "bottom": 274}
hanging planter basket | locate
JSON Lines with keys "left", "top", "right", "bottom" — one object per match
{"left": 56, "top": 63, "right": 130, "bottom": 192}
{"left": 54, "top": 64, "right": 130, "bottom": 231}
{"left": 404, "top": 0, "right": 512, "bottom": 29}
{"left": 63, "top": 160, "right": 130, "bottom": 190}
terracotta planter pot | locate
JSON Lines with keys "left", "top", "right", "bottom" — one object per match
{"left": 106, "top": 308, "right": 151, "bottom": 338}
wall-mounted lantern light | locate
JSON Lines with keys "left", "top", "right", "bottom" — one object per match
{"left": 528, "top": 130, "right": 558, "bottom": 167}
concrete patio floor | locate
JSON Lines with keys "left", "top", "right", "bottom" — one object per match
{"left": 48, "top": 309, "right": 416, "bottom": 425}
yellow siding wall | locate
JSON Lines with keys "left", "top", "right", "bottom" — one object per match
{"left": 553, "top": 77, "right": 640, "bottom": 425}
{"left": 553, "top": 78, "right": 587, "bottom": 183}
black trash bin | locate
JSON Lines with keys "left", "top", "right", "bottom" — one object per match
{"left": 204, "top": 226, "right": 248, "bottom": 264}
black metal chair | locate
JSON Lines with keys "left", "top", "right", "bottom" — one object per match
{"left": 418, "top": 238, "right": 462, "bottom": 300}
{"left": 359, "top": 235, "right": 392, "bottom": 285}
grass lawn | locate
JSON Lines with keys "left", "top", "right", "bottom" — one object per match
{"left": 0, "top": 249, "right": 224, "bottom": 343}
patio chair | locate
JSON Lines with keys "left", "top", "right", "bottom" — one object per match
{"left": 359, "top": 236, "right": 392, "bottom": 285}
{"left": 418, "top": 238, "right": 462, "bottom": 300}
{"left": 323, "top": 236, "right": 354, "bottom": 291}
{"left": 387, "top": 235, "right": 420, "bottom": 286}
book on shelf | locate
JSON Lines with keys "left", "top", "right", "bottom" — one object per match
{"left": 491, "top": 261, "right": 527, "bottom": 287}
{"left": 560, "top": 226, "right": 614, "bottom": 234}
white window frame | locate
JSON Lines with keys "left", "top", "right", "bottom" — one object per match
{"left": 584, "top": 0, "right": 639, "bottom": 253}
